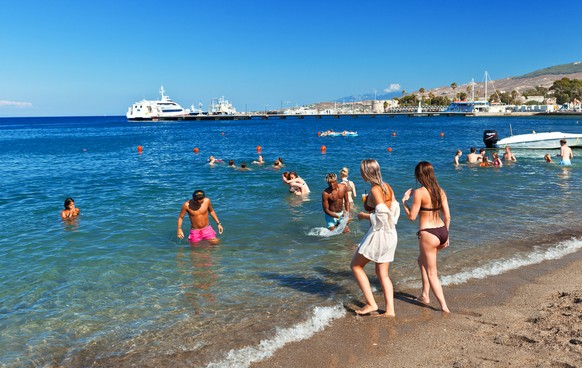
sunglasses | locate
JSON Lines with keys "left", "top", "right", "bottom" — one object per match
{"left": 194, "top": 192, "right": 205, "bottom": 199}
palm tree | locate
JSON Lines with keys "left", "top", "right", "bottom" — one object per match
{"left": 451, "top": 82, "right": 457, "bottom": 91}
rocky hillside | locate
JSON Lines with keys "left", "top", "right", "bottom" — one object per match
{"left": 420, "top": 62, "right": 582, "bottom": 100}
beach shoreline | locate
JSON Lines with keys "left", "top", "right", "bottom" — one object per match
{"left": 253, "top": 249, "right": 582, "bottom": 368}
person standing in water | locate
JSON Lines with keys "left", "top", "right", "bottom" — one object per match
{"left": 177, "top": 190, "right": 223, "bottom": 245}
{"left": 559, "top": 139, "right": 573, "bottom": 166}
{"left": 339, "top": 167, "right": 357, "bottom": 205}
{"left": 322, "top": 173, "right": 350, "bottom": 232}
{"left": 402, "top": 161, "right": 451, "bottom": 313}
{"left": 350, "top": 159, "right": 399, "bottom": 316}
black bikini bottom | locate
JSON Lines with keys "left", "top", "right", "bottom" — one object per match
{"left": 417, "top": 225, "right": 449, "bottom": 246}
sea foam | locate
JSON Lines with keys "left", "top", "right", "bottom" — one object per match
{"left": 307, "top": 216, "right": 350, "bottom": 237}
{"left": 440, "top": 237, "right": 582, "bottom": 286}
{"left": 206, "top": 304, "right": 345, "bottom": 368}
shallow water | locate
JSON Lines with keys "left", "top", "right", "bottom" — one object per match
{"left": 1, "top": 115, "right": 582, "bottom": 367}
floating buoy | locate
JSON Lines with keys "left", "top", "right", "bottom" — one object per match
{"left": 317, "top": 131, "right": 321, "bottom": 136}
{"left": 137, "top": 145, "right": 143, "bottom": 153}
{"left": 321, "top": 145, "right": 327, "bottom": 154}
{"left": 440, "top": 132, "right": 445, "bottom": 137}
{"left": 387, "top": 147, "right": 393, "bottom": 152}
{"left": 256, "top": 145, "right": 262, "bottom": 153}
{"left": 193, "top": 147, "right": 199, "bottom": 154}
{"left": 392, "top": 132, "right": 396, "bottom": 137}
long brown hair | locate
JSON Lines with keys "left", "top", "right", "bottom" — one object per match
{"left": 414, "top": 161, "right": 442, "bottom": 216}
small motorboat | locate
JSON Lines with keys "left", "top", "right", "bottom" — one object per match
{"left": 484, "top": 129, "right": 582, "bottom": 149}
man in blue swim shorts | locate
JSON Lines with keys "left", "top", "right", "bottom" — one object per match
{"left": 559, "top": 139, "right": 573, "bottom": 166}
{"left": 177, "top": 190, "right": 224, "bottom": 245}
{"left": 322, "top": 173, "right": 350, "bottom": 232}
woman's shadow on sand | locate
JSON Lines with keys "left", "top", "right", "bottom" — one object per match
{"left": 261, "top": 266, "right": 441, "bottom": 314}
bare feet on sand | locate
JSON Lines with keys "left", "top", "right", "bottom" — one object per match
{"left": 415, "top": 295, "right": 430, "bottom": 305}
{"left": 355, "top": 304, "right": 378, "bottom": 315}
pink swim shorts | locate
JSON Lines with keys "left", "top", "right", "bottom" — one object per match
{"left": 188, "top": 225, "right": 217, "bottom": 243}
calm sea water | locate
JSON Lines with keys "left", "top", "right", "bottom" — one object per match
{"left": 1, "top": 115, "right": 582, "bottom": 367}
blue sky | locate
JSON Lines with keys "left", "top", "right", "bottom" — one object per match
{"left": 1, "top": 0, "right": 580, "bottom": 117}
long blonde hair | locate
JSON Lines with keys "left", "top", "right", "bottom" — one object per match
{"left": 360, "top": 159, "right": 391, "bottom": 198}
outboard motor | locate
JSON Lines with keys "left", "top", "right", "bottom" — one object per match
{"left": 483, "top": 130, "right": 498, "bottom": 148}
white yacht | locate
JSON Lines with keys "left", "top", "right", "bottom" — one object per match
{"left": 443, "top": 72, "right": 514, "bottom": 116}
{"left": 208, "top": 96, "right": 237, "bottom": 115}
{"left": 126, "top": 86, "right": 190, "bottom": 120}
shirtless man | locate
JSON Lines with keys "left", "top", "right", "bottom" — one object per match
{"left": 503, "top": 146, "right": 517, "bottom": 161}
{"left": 559, "top": 139, "right": 573, "bottom": 166}
{"left": 466, "top": 147, "right": 480, "bottom": 163}
{"left": 322, "top": 173, "right": 350, "bottom": 232}
{"left": 177, "top": 190, "right": 223, "bottom": 245}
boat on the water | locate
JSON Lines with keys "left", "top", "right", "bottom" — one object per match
{"left": 444, "top": 100, "right": 514, "bottom": 116}
{"left": 443, "top": 72, "right": 514, "bottom": 116}
{"left": 126, "top": 86, "right": 190, "bottom": 120}
{"left": 484, "top": 129, "right": 582, "bottom": 149}
{"left": 208, "top": 96, "right": 237, "bottom": 115}
{"left": 320, "top": 130, "right": 358, "bottom": 137}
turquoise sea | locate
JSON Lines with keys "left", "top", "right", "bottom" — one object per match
{"left": 1, "top": 115, "right": 582, "bottom": 367}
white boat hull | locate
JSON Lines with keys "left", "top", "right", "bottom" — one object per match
{"left": 495, "top": 132, "right": 582, "bottom": 149}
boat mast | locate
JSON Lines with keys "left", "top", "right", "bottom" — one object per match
{"left": 484, "top": 71, "right": 488, "bottom": 102}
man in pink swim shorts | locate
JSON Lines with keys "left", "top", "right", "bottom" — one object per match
{"left": 177, "top": 190, "right": 224, "bottom": 245}
{"left": 188, "top": 225, "right": 217, "bottom": 243}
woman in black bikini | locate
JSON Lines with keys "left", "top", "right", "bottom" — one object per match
{"left": 402, "top": 161, "right": 451, "bottom": 313}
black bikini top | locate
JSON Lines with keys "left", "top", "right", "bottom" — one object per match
{"left": 420, "top": 207, "right": 441, "bottom": 212}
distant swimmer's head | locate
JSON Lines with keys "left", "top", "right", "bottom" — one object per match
{"left": 340, "top": 167, "right": 349, "bottom": 178}
{"left": 560, "top": 139, "right": 567, "bottom": 145}
{"left": 325, "top": 173, "right": 337, "bottom": 183}
{"left": 193, "top": 190, "right": 205, "bottom": 200}
{"left": 64, "top": 197, "right": 75, "bottom": 209}
{"left": 289, "top": 171, "right": 298, "bottom": 179}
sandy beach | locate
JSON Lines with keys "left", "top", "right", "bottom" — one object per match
{"left": 253, "top": 250, "right": 582, "bottom": 368}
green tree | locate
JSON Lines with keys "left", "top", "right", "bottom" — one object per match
{"left": 549, "top": 77, "right": 582, "bottom": 104}
{"left": 431, "top": 96, "right": 450, "bottom": 106}
{"left": 451, "top": 82, "right": 457, "bottom": 91}
{"left": 456, "top": 92, "right": 467, "bottom": 101}
{"left": 399, "top": 94, "right": 418, "bottom": 106}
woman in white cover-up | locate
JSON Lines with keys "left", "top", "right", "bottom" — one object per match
{"left": 350, "top": 159, "right": 400, "bottom": 316}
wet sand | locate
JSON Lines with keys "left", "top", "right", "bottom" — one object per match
{"left": 253, "top": 250, "right": 582, "bottom": 368}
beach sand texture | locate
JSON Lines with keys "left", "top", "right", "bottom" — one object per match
{"left": 253, "top": 251, "right": 582, "bottom": 368}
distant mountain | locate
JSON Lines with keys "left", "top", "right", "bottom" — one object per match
{"left": 334, "top": 91, "right": 401, "bottom": 103}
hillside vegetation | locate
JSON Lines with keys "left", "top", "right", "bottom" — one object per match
{"left": 516, "top": 62, "right": 582, "bottom": 79}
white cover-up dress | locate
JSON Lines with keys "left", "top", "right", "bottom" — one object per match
{"left": 356, "top": 200, "right": 400, "bottom": 263}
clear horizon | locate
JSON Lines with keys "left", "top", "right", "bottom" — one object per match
{"left": 1, "top": 0, "right": 581, "bottom": 117}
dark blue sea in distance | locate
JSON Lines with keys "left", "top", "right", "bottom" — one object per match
{"left": 1, "top": 115, "right": 582, "bottom": 367}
